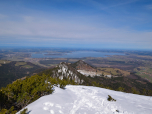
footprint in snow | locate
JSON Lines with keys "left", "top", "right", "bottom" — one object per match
{"left": 50, "top": 110, "right": 54, "bottom": 114}
{"left": 43, "top": 102, "right": 63, "bottom": 114}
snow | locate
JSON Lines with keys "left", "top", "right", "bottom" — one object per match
{"left": 57, "top": 63, "right": 83, "bottom": 84}
{"left": 17, "top": 85, "right": 152, "bottom": 114}
{"left": 58, "top": 63, "right": 68, "bottom": 74}
{"left": 77, "top": 70, "right": 96, "bottom": 77}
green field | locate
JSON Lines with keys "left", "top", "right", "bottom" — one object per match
{"left": 134, "top": 67, "right": 152, "bottom": 82}
{"left": 21, "top": 65, "right": 33, "bottom": 68}
{"left": 15, "top": 62, "right": 27, "bottom": 66}
{"left": 98, "top": 67, "right": 130, "bottom": 76}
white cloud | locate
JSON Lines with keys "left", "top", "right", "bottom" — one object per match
{"left": 0, "top": 14, "right": 152, "bottom": 48}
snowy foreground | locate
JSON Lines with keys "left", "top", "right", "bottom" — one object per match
{"left": 17, "top": 85, "right": 152, "bottom": 114}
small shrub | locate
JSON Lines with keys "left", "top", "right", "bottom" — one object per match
{"left": 116, "top": 110, "right": 119, "bottom": 112}
{"left": 20, "top": 108, "right": 28, "bottom": 114}
{"left": 60, "top": 80, "right": 66, "bottom": 89}
{"left": 117, "top": 87, "right": 124, "bottom": 92}
{"left": 107, "top": 95, "right": 116, "bottom": 101}
{"left": 0, "top": 109, "right": 7, "bottom": 114}
{"left": 0, "top": 107, "right": 17, "bottom": 114}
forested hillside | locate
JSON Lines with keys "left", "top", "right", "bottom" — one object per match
{"left": 88, "top": 76, "right": 152, "bottom": 95}
{"left": 0, "top": 61, "right": 45, "bottom": 88}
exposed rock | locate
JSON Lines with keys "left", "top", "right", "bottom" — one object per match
{"left": 71, "top": 60, "right": 96, "bottom": 72}
{"left": 52, "top": 62, "right": 84, "bottom": 84}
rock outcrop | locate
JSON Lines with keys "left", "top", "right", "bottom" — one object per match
{"left": 71, "top": 60, "right": 96, "bottom": 72}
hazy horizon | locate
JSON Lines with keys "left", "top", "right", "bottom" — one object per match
{"left": 0, "top": 0, "right": 152, "bottom": 50}
{"left": 1, "top": 46, "right": 152, "bottom": 51}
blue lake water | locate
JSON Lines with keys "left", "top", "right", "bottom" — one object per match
{"left": 31, "top": 51, "right": 125, "bottom": 58}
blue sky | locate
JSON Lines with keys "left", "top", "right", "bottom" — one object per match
{"left": 0, "top": 0, "right": 152, "bottom": 50}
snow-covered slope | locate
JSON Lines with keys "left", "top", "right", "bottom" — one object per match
{"left": 17, "top": 85, "right": 152, "bottom": 114}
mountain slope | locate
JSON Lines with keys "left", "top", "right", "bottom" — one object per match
{"left": 71, "top": 60, "right": 98, "bottom": 76}
{"left": 0, "top": 61, "right": 44, "bottom": 88}
{"left": 38, "top": 62, "right": 89, "bottom": 84}
{"left": 71, "top": 60, "right": 96, "bottom": 72}
{"left": 38, "top": 61, "right": 152, "bottom": 95}
{"left": 17, "top": 85, "right": 152, "bottom": 114}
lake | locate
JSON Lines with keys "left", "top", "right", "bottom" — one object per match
{"left": 31, "top": 51, "right": 125, "bottom": 58}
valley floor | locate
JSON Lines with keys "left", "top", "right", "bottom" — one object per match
{"left": 17, "top": 85, "right": 152, "bottom": 114}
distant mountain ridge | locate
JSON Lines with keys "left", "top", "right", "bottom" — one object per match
{"left": 38, "top": 62, "right": 90, "bottom": 84}
{"left": 71, "top": 60, "right": 96, "bottom": 72}
{"left": 70, "top": 60, "right": 99, "bottom": 77}
{"left": 38, "top": 61, "right": 152, "bottom": 96}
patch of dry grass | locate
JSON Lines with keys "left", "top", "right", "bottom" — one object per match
{"left": 15, "top": 62, "right": 26, "bottom": 66}
{"left": 21, "top": 65, "right": 33, "bottom": 68}
{"left": 68, "top": 59, "right": 78, "bottom": 62}
{"left": 98, "top": 68, "right": 130, "bottom": 76}
{"left": 0, "top": 60, "right": 11, "bottom": 64}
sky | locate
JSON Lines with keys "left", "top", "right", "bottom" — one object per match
{"left": 0, "top": 0, "right": 152, "bottom": 50}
